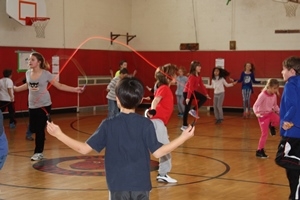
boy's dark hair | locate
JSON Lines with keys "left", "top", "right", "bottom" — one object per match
{"left": 283, "top": 56, "right": 300, "bottom": 75}
{"left": 189, "top": 60, "right": 201, "bottom": 75}
{"left": 119, "top": 60, "right": 127, "bottom": 67}
{"left": 3, "top": 69, "right": 12, "bottom": 78}
{"left": 119, "top": 68, "right": 128, "bottom": 75}
{"left": 115, "top": 77, "right": 144, "bottom": 109}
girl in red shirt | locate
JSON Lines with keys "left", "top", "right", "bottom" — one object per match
{"left": 181, "top": 61, "right": 211, "bottom": 130}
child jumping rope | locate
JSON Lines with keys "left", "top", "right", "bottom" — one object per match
{"left": 237, "top": 62, "right": 261, "bottom": 118}
{"left": 181, "top": 61, "right": 211, "bottom": 131}
{"left": 275, "top": 56, "right": 300, "bottom": 200}
{"left": 145, "top": 64, "right": 179, "bottom": 183}
{"left": 47, "top": 76, "right": 195, "bottom": 200}
{"left": 253, "top": 78, "right": 280, "bottom": 158}
{"left": 175, "top": 67, "right": 188, "bottom": 117}
{"left": 211, "top": 67, "right": 236, "bottom": 124}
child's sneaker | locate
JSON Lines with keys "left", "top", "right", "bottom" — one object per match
{"left": 256, "top": 149, "right": 269, "bottom": 159}
{"left": 9, "top": 122, "right": 16, "bottom": 128}
{"left": 215, "top": 119, "right": 222, "bottom": 124}
{"left": 31, "top": 153, "right": 43, "bottom": 161}
{"left": 243, "top": 112, "right": 250, "bottom": 119}
{"left": 156, "top": 174, "right": 177, "bottom": 183}
{"left": 180, "top": 126, "right": 188, "bottom": 131}
{"left": 247, "top": 111, "right": 251, "bottom": 118}
{"left": 25, "top": 136, "right": 34, "bottom": 141}
{"left": 269, "top": 124, "right": 276, "bottom": 136}
{"left": 188, "top": 109, "right": 199, "bottom": 119}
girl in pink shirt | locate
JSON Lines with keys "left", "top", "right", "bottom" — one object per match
{"left": 253, "top": 79, "right": 280, "bottom": 158}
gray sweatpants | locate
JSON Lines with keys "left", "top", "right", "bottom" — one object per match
{"left": 213, "top": 92, "right": 225, "bottom": 120}
{"left": 151, "top": 119, "right": 172, "bottom": 176}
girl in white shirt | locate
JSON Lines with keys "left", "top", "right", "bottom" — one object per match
{"left": 211, "top": 67, "right": 236, "bottom": 124}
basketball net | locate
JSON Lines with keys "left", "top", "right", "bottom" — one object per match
{"left": 31, "top": 18, "right": 50, "bottom": 38}
{"left": 284, "top": 2, "right": 298, "bottom": 17}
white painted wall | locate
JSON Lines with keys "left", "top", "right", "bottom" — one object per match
{"left": 131, "top": 0, "right": 300, "bottom": 50}
{"left": 0, "top": 0, "right": 299, "bottom": 50}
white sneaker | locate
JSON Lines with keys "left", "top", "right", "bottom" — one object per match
{"left": 31, "top": 153, "right": 43, "bottom": 161}
{"left": 157, "top": 174, "right": 177, "bottom": 183}
{"left": 181, "top": 126, "right": 188, "bottom": 131}
{"left": 189, "top": 109, "right": 199, "bottom": 119}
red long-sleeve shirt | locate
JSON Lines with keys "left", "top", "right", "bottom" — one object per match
{"left": 183, "top": 75, "right": 208, "bottom": 99}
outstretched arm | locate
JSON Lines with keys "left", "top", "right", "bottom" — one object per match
{"left": 51, "top": 80, "right": 84, "bottom": 93}
{"left": 47, "top": 121, "right": 93, "bottom": 155}
{"left": 109, "top": 69, "right": 114, "bottom": 79}
{"left": 132, "top": 70, "right": 137, "bottom": 77}
{"left": 14, "top": 83, "right": 28, "bottom": 92}
{"left": 251, "top": 73, "right": 261, "bottom": 84}
{"left": 151, "top": 96, "right": 161, "bottom": 110}
{"left": 146, "top": 96, "right": 161, "bottom": 118}
{"left": 152, "top": 125, "right": 194, "bottom": 158}
{"left": 223, "top": 78, "right": 236, "bottom": 87}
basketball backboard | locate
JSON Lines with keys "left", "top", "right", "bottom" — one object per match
{"left": 6, "top": 0, "right": 47, "bottom": 25}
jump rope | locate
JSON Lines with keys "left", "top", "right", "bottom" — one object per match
{"left": 11, "top": 36, "right": 199, "bottom": 130}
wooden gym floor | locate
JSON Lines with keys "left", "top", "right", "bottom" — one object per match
{"left": 0, "top": 108, "right": 290, "bottom": 200}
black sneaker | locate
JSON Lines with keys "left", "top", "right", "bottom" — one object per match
{"left": 256, "top": 149, "right": 269, "bottom": 158}
{"left": 215, "top": 119, "right": 223, "bottom": 124}
{"left": 269, "top": 123, "right": 276, "bottom": 136}
{"left": 25, "top": 136, "right": 34, "bottom": 141}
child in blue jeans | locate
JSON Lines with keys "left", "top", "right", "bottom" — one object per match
{"left": 0, "top": 110, "right": 8, "bottom": 170}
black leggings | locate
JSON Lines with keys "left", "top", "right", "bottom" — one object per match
{"left": 29, "top": 105, "right": 51, "bottom": 154}
{"left": 182, "top": 91, "right": 207, "bottom": 126}
{"left": 0, "top": 101, "right": 16, "bottom": 124}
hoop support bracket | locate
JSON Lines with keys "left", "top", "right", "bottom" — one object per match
{"left": 110, "top": 32, "right": 136, "bottom": 45}
{"left": 275, "top": 29, "right": 300, "bottom": 33}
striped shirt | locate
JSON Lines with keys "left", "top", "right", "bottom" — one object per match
{"left": 106, "top": 76, "right": 120, "bottom": 101}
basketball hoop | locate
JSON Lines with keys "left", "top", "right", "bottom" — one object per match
{"left": 25, "top": 17, "right": 50, "bottom": 38}
{"left": 284, "top": 2, "right": 298, "bottom": 17}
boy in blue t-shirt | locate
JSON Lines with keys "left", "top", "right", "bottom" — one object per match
{"left": 47, "top": 77, "right": 194, "bottom": 200}
{"left": 0, "top": 110, "right": 8, "bottom": 170}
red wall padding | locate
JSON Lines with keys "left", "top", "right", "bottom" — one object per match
{"left": 0, "top": 46, "right": 299, "bottom": 112}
